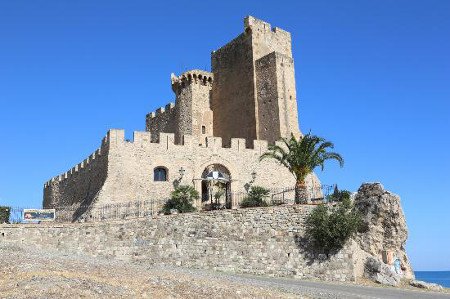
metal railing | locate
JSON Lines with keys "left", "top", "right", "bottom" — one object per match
{"left": 53, "top": 198, "right": 168, "bottom": 222}
{"left": 3, "top": 184, "right": 337, "bottom": 224}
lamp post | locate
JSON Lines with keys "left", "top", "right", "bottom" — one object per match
{"left": 251, "top": 171, "right": 257, "bottom": 182}
{"left": 245, "top": 171, "right": 257, "bottom": 193}
{"left": 178, "top": 167, "right": 185, "bottom": 181}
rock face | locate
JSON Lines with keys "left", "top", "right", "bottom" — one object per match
{"left": 410, "top": 279, "right": 444, "bottom": 291}
{"left": 353, "top": 183, "right": 414, "bottom": 282}
{"left": 364, "top": 256, "right": 401, "bottom": 286}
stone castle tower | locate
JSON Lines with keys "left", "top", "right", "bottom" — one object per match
{"left": 146, "top": 16, "right": 300, "bottom": 147}
{"left": 43, "top": 16, "right": 322, "bottom": 216}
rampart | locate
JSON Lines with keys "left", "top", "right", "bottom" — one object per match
{"left": 43, "top": 136, "right": 109, "bottom": 216}
{"left": 43, "top": 129, "right": 321, "bottom": 214}
{"left": 0, "top": 205, "right": 356, "bottom": 281}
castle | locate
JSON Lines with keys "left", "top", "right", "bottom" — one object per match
{"left": 43, "top": 16, "right": 321, "bottom": 215}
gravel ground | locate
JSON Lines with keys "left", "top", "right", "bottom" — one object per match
{"left": 2, "top": 243, "right": 448, "bottom": 299}
{"left": 0, "top": 243, "right": 305, "bottom": 299}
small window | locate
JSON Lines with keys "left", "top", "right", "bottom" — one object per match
{"left": 202, "top": 125, "right": 206, "bottom": 134}
{"left": 154, "top": 167, "right": 167, "bottom": 181}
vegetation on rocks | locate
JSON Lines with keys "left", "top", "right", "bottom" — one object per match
{"left": 162, "top": 185, "right": 198, "bottom": 214}
{"left": 240, "top": 186, "right": 270, "bottom": 208}
{"left": 305, "top": 197, "right": 363, "bottom": 254}
{"left": 327, "top": 186, "right": 352, "bottom": 203}
{"left": 260, "top": 133, "right": 344, "bottom": 203}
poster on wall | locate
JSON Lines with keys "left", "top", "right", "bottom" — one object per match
{"left": 23, "top": 209, "right": 55, "bottom": 222}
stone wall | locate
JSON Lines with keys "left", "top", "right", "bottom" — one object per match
{"left": 0, "top": 205, "right": 355, "bottom": 281}
{"left": 211, "top": 16, "right": 299, "bottom": 147}
{"left": 43, "top": 129, "right": 322, "bottom": 213}
{"left": 42, "top": 137, "right": 109, "bottom": 216}
{"left": 211, "top": 32, "right": 256, "bottom": 148}
{"left": 146, "top": 103, "right": 176, "bottom": 143}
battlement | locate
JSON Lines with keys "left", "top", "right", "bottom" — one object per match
{"left": 244, "top": 16, "right": 291, "bottom": 39}
{"left": 171, "top": 69, "right": 213, "bottom": 93}
{"left": 146, "top": 102, "right": 176, "bottom": 119}
{"left": 43, "top": 135, "right": 109, "bottom": 189}
{"left": 107, "top": 129, "right": 269, "bottom": 154}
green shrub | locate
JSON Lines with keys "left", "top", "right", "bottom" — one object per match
{"left": 0, "top": 206, "right": 11, "bottom": 223}
{"left": 327, "top": 186, "right": 351, "bottom": 203}
{"left": 305, "top": 197, "right": 363, "bottom": 254}
{"left": 240, "top": 186, "right": 270, "bottom": 208}
{"left": 161, "top": 185, "right": 198, "bottom": 214}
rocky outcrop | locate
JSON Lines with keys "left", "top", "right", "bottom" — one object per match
{"left": 353, "top": 183, "right": 414, "bottom": 283}
{"left": 410, "top": 279, "right": 444, "bottom": 291}
{"left": 364, "top": 256, "right": 401, "bottom": 286}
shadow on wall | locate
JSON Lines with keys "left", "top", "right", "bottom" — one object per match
{"left": 294, "top": 234, "right": 339, "bottom": 266}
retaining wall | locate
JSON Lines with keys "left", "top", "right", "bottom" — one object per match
{"left": 0, "top": 205, "right": 355, "bottom": 281}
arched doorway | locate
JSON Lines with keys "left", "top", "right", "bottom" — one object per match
{"left": 201, "top": 164, "right": 231, "bottom": 209}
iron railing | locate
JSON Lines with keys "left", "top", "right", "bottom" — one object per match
{"left": 4, "top": 184, "right": 337, "bottom": 223}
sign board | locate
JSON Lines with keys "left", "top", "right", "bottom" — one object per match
{"left": 23, "top": 209, "right": 55, "bottom": 222}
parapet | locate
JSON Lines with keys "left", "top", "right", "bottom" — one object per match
{"left": 146, "top": 102, "right": 176, "bottom": 120}
{"left": 106, "top": 129, "right": 269, "bottom": 154}
{"left": 43, "top": 134, "right": 109, "bottom": 189}
{"left": 43, "top": 129, "right": 273, "bottom": 190}
{"left": 171, "top": 69, "right": 213, "bottom": 93}
{"left": 244, "top": 16, "right": 291, "bottom": 39}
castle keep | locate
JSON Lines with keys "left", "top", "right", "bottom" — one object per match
{"left": 43, "top": 16, "right": 321, "bottom": 215}
{"left": 146, "top": 16, "right": 300, "bottom": 147}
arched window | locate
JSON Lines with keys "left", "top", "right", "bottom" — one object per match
{"left": 154, "top": 167, "right": 168, "bottom": 182}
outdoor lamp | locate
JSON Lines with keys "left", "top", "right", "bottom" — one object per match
{"left": 179, "top": 167, "right": 185, "bottom": 179}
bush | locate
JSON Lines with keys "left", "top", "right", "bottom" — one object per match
{"left": 0, "top": 206, "right": 11, "bottom": 223}
{"left": 240, "top": 186, "right": 270, "bottom": 208}
{"left": 327, "top": 187, "right": 351, "bottom": 203}
{"left": 305, "top": 197, "right": 363, "bottom": 254}
{"left": 161, "top": 185, "right": 199, "bottom": 214}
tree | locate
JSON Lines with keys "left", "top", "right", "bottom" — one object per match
{"left": 240, "top": 186, "right": 270, "bottom": 208}
{"left": 0, "top": 206, "right": 10, "bottom": 223}
{"left": 305, "top": 197, "right": 363, "bottom": 254}
{"left": 327, "top": 185, "right": 351, "bottom": 203}
{"left": 260, "top": 133, "right": 344, "bottom": 203}
{"left": 161, "top": 185, "right": 199, "bottom": 214}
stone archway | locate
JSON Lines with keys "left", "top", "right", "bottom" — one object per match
{"left": 201, "top": 164, "right": 231, "bottom": 210}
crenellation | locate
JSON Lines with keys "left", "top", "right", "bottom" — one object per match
{"left": 171, "top": 70, "right": 213, "bottom": 93}
{"left": 155, "top": 107, "right": 165, "bottom": 115}
{"left": 182, "top": 134, "right": 194, "bottom": 147}
{"left": 159, "top": 132, "right": 176, "bottom": 149}
{"left": 253, "top": 139, "right": 268, "bottom": 154}
{"left": 205, "top": 136, "right": 222, "bottom": 150}
{"left": 231, "top": 138, "right": 247, "bottom": 151}
{"left": 43, "top": 135, "right": 110, "bottom": 190}
{"left": 107, "top": 129, "right": 125, "bottom": 145}
{"left": 133, "top": 131, "right": 151, "bottom": 145}
{"left": 165, "top": 102, "right": 175, "bottom": 111}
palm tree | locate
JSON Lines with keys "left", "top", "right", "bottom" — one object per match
{"left": 260, "top": 133, "right": 344, "bottom": 203}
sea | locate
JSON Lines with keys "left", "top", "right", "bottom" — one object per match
{"left": 414, "top": 271, "right": 450, "bottom": 288}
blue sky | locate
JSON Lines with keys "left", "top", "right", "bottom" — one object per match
{"left": 0, "top": 1, "right": 449, "bottom": 270}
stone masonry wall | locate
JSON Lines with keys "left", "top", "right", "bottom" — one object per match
{"left": 43, "top": 137, "right": 109, "bottom": 213}
{"left": 211, "top": 32, "right": 256, "bottom": 148}
{"left": 96, "top": 129, "right": 321, "bottom": 207}
{"left": 211, "top": 16, "right": 298, "bottom": 147}
{"left": 172, "top": 70, "right": 213, "bottom": 145}
{"left": 0, "top": 205, "right": 356, "bottom": 282}
{"left": 146, "top": 103, "right": 176, "bottom": 143}
{"left": 43, "top": 129, "right": 322, "bottom": 212}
